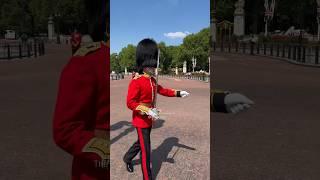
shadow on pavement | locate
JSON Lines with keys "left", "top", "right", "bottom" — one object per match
{"left": 132, "top": 137, "right": 196, "bottom": 179}
{"left": 110, "top": 119, "right": 165, "bottom": 145}
{"left": 110, "top": 121, "right": 131, "bottom": 131}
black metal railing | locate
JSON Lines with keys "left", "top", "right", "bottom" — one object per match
{"left": 159, "top": 74, "right": 210, "bottom": 82}
{"left": 110, "top": 73, "right": 125, "bottom": 80}
{"left": 0, "top": 41, "right": 45, "bottom": 60}
{"left": 111, "top": 73, "right": 210, "bottom": 82}
{"left": 213, "top": 42, "right": 320, "bottom": 66}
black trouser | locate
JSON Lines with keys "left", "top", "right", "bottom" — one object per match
{"left": 123, "top": 127, "right": 152, "bottom": 180}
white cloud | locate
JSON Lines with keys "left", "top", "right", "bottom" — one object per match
{"left": 164, "top": 31, "right": 191, "bottom": 39}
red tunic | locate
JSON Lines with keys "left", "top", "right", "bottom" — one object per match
{"left": 127, "top": 74, "right": 177, "bottom": 128}
{"left": 53, "top": 42, "right": 109, "bottom": 180}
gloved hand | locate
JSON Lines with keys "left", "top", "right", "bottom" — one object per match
{"left": 147, "top": 108, "right": 160, "bottom": 120}
{"left": 228, "top": 103, "right": 252, "bottom": 114}
{"left": 224, "top": 93, "right": 254, "bottom": 114}
{"left": 180, "top": 91, "right": 190, "bottom": 98}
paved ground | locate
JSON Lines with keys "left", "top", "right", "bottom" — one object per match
{"left": 3, "top": 45, "right": 316, "bottom": 180}
{"left": 0, "top": 44, "right": 72, "bottom": 179}
{"left": 212, "top": 53, "right": 320, "bottom": 180}
{"left": 0, "top": 44, "right": 210, "bottom": 180}
{"left": 110, "top": 77, "right": 210, "bottom": 179}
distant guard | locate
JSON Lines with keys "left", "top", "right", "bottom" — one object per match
{"left": 53, "top": 0, "right": 109, "bottom": 179}
{"left": 123, "top": 38, "right": 189, "bottom": 180}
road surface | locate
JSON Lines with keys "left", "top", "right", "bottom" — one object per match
{"left": 0, "top": 44, "right": 73, "bottom": 179}
{"left": 110, "top": 76, "right": 210, "bottom": 180}
{"left": 212, "top": 52, "right": 320, "bottom": 180}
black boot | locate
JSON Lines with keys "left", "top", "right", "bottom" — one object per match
{"left": 125, "top": 161, "right": 134, "bottom": 173}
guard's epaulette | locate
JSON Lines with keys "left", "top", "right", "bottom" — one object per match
{"left": 73, "top": 42, "right": 101, "bottom": 56}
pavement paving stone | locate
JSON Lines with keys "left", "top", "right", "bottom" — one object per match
{"left": 111, "top": 76, "right": 210, "bottom": 180}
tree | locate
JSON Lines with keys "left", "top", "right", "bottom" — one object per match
{"left": 174, "top": 45, "right": 192, "bottom": 71}
{"left": 166, "top": 45, "right": 179, "bottom": 70}
{"left": 216, "top": 0, "right": 318, "bottom": 35}
{"left": 0, "top": 0, "right": 88, "bottom": 37}
{"left": 158, "top": 42, "right": 172, "bottom": 74}
{"left": 119, "top": 44, "right": 136, "bottom": 72}
{"left": 115, "top": 27, "right": 210, "bottom": 74}
{"left": 110, "top": 53, "right": 121, "bottom": 73}
{"left": 216, "top": 0, "right": 235, "bottom": 22}
{"left": 182, "top": 27, "right": 210, "bottom": 71}
{"left": 54, "top": 0, "right": 87, "bottom": 34}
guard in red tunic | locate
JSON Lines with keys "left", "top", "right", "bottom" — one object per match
{"left": 71, "top": 29, "right": 82, "bottom": 55}
{"left": 53, "top": 1, "right": 109, "bottom": 179}
{"left": 123, "top": 39, "right": 190, "bottom": 180}
{"left": 53, "top": 42, "right": 109, "bottom": 180}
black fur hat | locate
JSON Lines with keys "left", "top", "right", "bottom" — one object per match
{"left": 136, "top": 38, "right": 158, "bottom": 74}
{"left": 84, "top": 0, "right": 108, "bottom": 42}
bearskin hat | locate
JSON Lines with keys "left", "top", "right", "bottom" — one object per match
{"left": 84, "top": 0, "right": 108, "bottom": 42}
{"left": 136, "top": 38, "right": 158, "bottom": 74}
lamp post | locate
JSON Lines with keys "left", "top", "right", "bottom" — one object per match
{"left": 264, "top": 0, "right": 276, "bottom": 37}
{"left": 210, "top": 0, "right": 216, "bottom": 77}
{"left": 54, "top": 13, "right": 61, "bottom": 44}
{"left": 208, "top": 56, "right": 210, "bottom": 75}
{"left": 211, "top": 0, "right": 217, "bottom": 43}
{"left": 317, "top": 0, "right": 320, "bottom": 41}
{"left": 192, "top": 56, "right": 197, "bottom": 73}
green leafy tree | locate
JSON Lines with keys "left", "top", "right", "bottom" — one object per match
{"left": 216, "top": 0, "right": 235, "bottom": 22}
{"left": 0, "top": 0, "right": 88, "bottom": 37}
{"left": 158, "top": 41, "right": 172, "bottom": 74}
{"left": 174, "top": 45, "right": 192, "bottom": 71}
{"left": 119, "top": 44, "right": 136, "bottom": 72}
{"left": 182, "top": 27, "right": 210, "bottom": 71}
{"left": 54, "top": 0, "right": 87, "bottom": 34}
{"left": 216, "top": 0, "right": 318, "bottom": 35}
{"left": 115, "top": 27, "right": 210, "bottom": 74}
{"left": 110, "top": 53, "right": 121, "bottom": 73}
{"left": 166, "top": 45, "right": 180, "bottom": 73}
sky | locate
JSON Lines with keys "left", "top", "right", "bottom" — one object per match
{"left": 110, "top": 0, "right": 210, "bottom": 53}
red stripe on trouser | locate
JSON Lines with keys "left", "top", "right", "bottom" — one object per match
{"left": 137, "top": 128, "right": 149, "bottom": 180}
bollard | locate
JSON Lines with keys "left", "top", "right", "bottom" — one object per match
{"left": 264, "top": 44, "right": 266, "bottom": 55}
{"left": 34, "top": 42, "right": 37, "bottom": 58}
{"left": 40, "top": 42, "right": 42, "bottom": 55}
{"left": 242, "top": 43, "right": 246, "bottom": 54}
{"left": 302, "top": 46, "right": 306, "bottom": 63}
{"left": 27, "top": 43, "right": 31, "bottom": 57}
{"left": 42, "top": 41, "right": 45, "bottom": 55}
{"left": 288, "top": 45, "right": 291, "bottom": 59}
{"left": 38, "top": 42, "right": 41, "bottom": 56}
{"left": 250, "top": 42, "right": 254, "bottom": 55}
{"left": 315, "top": 46, "right": 319, "bottom": 64}
{"left": 19, "top": 44, "right": 22, "bottom": 58}
{"left": 7, "top": 44, "right": 11, "bottom": 60}
{"left": 220, "top": 42, "right": 224, "bottom": 52}
{"left": 236, "top": 42, "right": 239, "bottom": 52}
{"left": 297, "top": 45, "right": 301, "bottom": 62}
{"left": 293, "top": 45, "right": 296, "bottom": 60}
